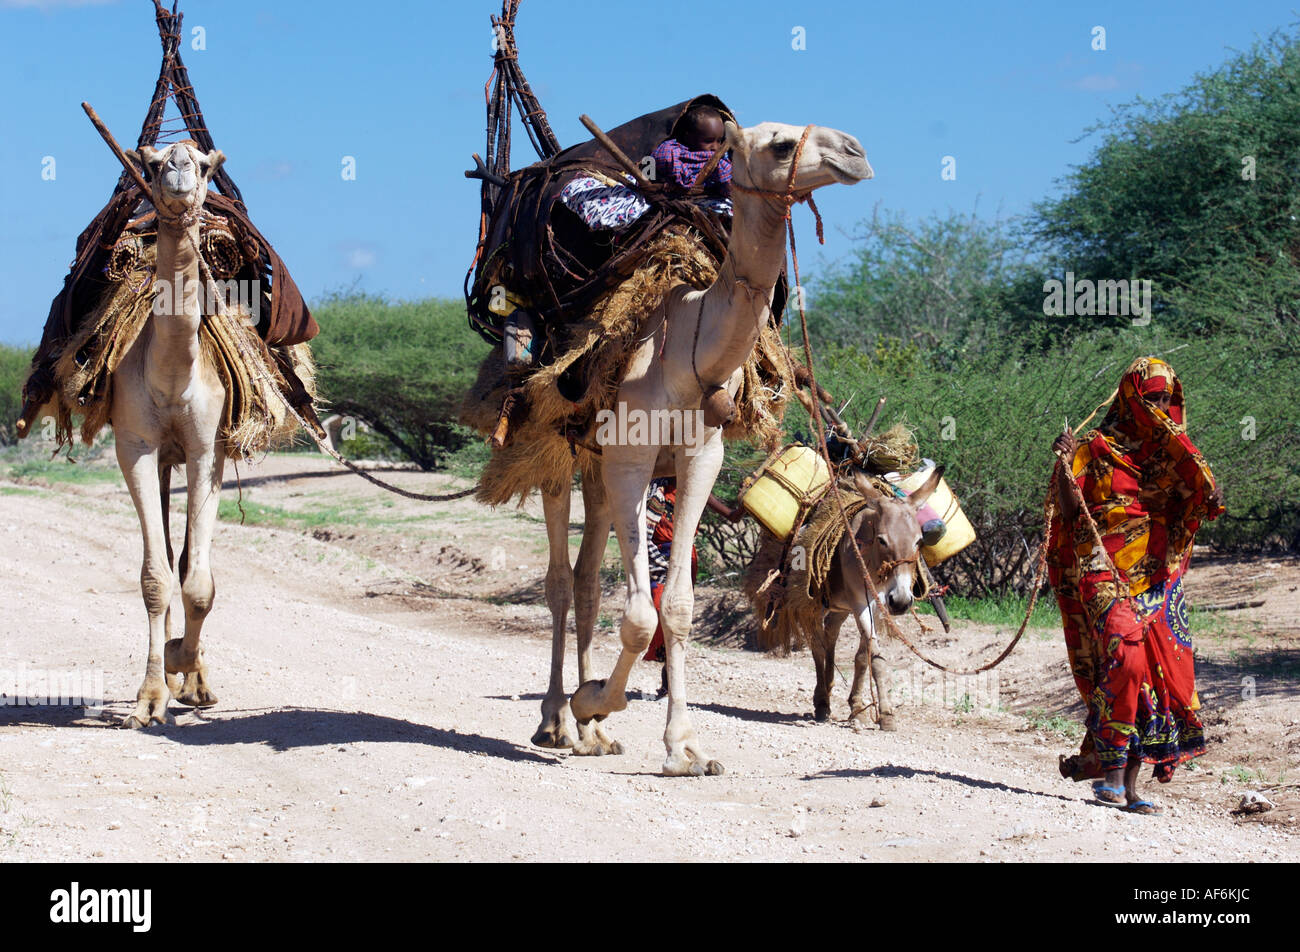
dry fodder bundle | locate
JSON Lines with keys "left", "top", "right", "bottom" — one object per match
{"left": 45, "top": 240, "right": 313, "bottom": 459}
{"left": 199, "top": 215, "right": 248, "bottom": 279}
{"left": 858, "top": 421, "right": 919, "bottom": 473}
{"left": 461, "top": 225, "right": 795, "bottom": 505}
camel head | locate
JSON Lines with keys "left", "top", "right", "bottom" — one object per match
{"left": 847, "top": 466, "right": 943, "bottom": 615}
{"left": 725, "top": 121, "right": 872, "bottom": 199}
{"left": 126, "top": 140, "right": 225, "bottom": 222}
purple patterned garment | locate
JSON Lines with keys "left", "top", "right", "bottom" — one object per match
{"left": 650, "top": 139, "right": 732, "bottom": 196}
{"left": 559, "top": 176, "right": 650, "bottom": 230}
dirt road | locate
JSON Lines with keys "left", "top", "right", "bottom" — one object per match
{"left": 1, "top": 453, "right": 1295, "bottom": 861}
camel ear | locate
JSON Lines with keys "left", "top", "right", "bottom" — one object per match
{"left": 198, "top": 149, "right": 225, "bottom": 180}
{"left": 132, "top": 146, "right": 163, "bottom": 181}
{"left": 906, "top": 465, "right": 945, "bottom": 510}
{"left": 723, "top": 120, "right": 745, "bottom": 157}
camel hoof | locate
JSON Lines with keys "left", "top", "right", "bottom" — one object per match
{"left": 531, "top": 727, "right": 573, "bottom": 749}
{"left": 120, "top": 705, "right": 173, "bottom": 729}
{"left": 814, "top": 706, "right": 830, "bottom": 723}
{"left": 705, "top": 760, "right": 725, "bottom": 776}
{"left": 689, "top": 762, "right": 705, "bottom": 777}
{"left": 572, "top": 738, "right": 621, "bottom": 757}
{"left": 878, "top": 713, "right": 897, "bottom": 732}
{"left": 173, "top": 688, "right": 218, "bottom": 708}
{"left": 171, "top": 670, "right": 217, "bottom": 707}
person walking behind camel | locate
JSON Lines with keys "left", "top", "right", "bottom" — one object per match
{"left": 1048, "top": 357, "right": 1224, "bottom": 814}
{"left": 642, "top": 477, "right": 742, "bottom": 698}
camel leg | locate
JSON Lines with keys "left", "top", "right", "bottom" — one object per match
{"left": 848, "top": 603, "right": 895, "bottom": 730}
{"left": 166, "top": 444, "right": 223, "bottom": 708}
{"left": 569, "top": 446, "right": 658, "bottom": 757}
{"left": 116, "top": 435, "right": 174, "bottom": 728}
{"left": 574, "top": 472, "right": 612, "bottom": 686}
{"left": 657, "top": 438, "right": 725, "bottom": 776}
{"left": 159, "top": 461, "right": 176, "bottom": 645}
{"left": 815, "top": 611, "right": 847, "bottom": 722}
{"left": 532, "top": 484, "right": 575, "bottom": 749}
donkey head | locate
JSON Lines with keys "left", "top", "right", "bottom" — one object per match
{"left": 846, "top": 467, "right": 944, "bottom": 615}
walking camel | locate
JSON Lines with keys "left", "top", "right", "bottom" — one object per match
{"left": 113, "top": 141, "right": 229, "bottom": 727}
{"left": 533, "top": 120, "right": 872, "bottom": 775}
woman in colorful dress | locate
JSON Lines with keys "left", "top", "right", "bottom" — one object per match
{"left": 642, "top": 477, "right": 742, "bottom": 698}
{"left": 1048, "top": 356, "right": 1224, "bottom": 814}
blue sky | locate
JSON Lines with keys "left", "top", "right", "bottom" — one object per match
{"left": 0, "top": 0, "right": 1296, "bottom": 344}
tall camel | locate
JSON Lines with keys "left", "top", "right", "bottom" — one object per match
{"left": 533, "top": 121, "right": 872, "bottom": 775}
{"left": 113, "top": 141, "right": 228, "bottom": 727}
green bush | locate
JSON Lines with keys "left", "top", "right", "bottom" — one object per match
{"left": 0, "top": 345, "right": 33, "bottom": 446}
{"left": 310, "top": 292, "right": 490, "bottom": 470}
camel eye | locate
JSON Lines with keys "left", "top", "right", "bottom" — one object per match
{"left": 771, "top": 139, "right": 795, "bottom": 159}
{"left": 877, "top": 535, "right": 888, "bottom": 548}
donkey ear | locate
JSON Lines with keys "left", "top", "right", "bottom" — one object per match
{"left": 907, "top": 465, "right": 945, "bottom": 510}
{"left": 852, "top": 471, "right": 879, "bottom": 500}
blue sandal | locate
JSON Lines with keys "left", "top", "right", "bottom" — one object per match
{"left": 1126, "top": 800, "right": 1161, "bottom": 815}
{"left": 1094, "top": 784, "right": 1126, "bottom": 804}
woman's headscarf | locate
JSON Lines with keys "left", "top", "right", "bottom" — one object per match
{"left": 1048, "top": 356, "right": 1223, "bottom": 633}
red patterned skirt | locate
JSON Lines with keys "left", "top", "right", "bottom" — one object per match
{"left": 1059, "top": 570, "right": 1206, "bottom": 781}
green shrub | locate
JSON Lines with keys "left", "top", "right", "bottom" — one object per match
{"left": 310, "top": 292, "right": 490, "bottom": 470}
{"left": 0, "top": 345, "right": 33, "bottom": 446}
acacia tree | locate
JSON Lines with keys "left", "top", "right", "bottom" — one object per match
{"left": 310, "top": 293, "right": 490, "bottom": 470}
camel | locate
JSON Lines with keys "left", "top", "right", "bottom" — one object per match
{"left": 806, "top": 470, "right": 942, "bottom": 729}
{"left": 532, "top": 120, "right": 872, "bottom": 776}
{"left": 111, "top": 141, "right": 228, "bottom": 727}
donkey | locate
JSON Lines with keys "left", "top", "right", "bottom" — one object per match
{"left": 806, "top": 467, "right": 942, "bottom": 730}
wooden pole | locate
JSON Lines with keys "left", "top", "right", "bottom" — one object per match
{"left": 82, "top": 102, "right": 151, "bottom": 198}
{"left": 579, "top": 114, "right": 654, "bottom": 190}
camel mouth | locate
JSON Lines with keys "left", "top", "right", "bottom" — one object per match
{"left": 826, "top": 155, "right": 873, "bottom": 184}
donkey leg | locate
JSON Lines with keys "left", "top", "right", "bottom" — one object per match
{"left": 817, "top": 612, "right": 847, "bottom": 722}
{"left": 117, "top": 436, "right": 174, "bottom": 728}
{"left": 533, "top": 485, "right": 575, "bottom": 749}
{"left": 167, "top": 445, "right": 224, "bottom": 708}
{"left": 848, "top": 603, "right": 895, "bottom": 730}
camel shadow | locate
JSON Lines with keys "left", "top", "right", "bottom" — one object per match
{"left": 802, "top": 764, "right": 1077, "bottom": 803}
{"left": 1, "top": 704, "right": 557, "bottom": 764}
{"left": 690, "top": 701, "right": 810, "bottom": 726}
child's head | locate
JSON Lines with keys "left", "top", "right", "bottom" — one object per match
{"left": 678, "top": 106, "right": 726, "bottom": 153}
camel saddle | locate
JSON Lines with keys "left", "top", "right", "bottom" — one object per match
{"left": 466, "top": 94, "right": 788, "bottom": 356}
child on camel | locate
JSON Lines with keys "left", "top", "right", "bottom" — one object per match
{"left": 650, "top": 105, "right": 732, "bottom": 200}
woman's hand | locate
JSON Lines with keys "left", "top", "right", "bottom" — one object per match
{"left": 1053, "top": 426, "right": 1080, "bottom": 521}
{"left": 1207, "top": 486, "right": 1224, "bottom": 511}
{"left": 1052, "top": 427, "right": 1077, "bottom": 461}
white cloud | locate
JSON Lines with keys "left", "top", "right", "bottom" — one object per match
{"left": 1072, "top": 74, "right": 1121, "bottom": 92}
{"left": 337, "top": 244, "right": 378, "bottom": 270}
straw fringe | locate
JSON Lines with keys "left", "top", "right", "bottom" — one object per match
{"left": 41, "top": 240, "right": 313, "bottom": 458}
{"left": 459, "top": 225, "right": 794, "bottom": 505}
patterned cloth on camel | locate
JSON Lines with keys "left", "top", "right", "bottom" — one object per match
{"left": 1048, "top": 356, "right": 1224, "bottom": 780}
{"left": 466, "top": 94, "right": 743, "bottom": 348}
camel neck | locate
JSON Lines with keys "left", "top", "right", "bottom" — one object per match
{"left": 150, "top": 218, "right": 205, "bottom": 368}
{"left": 689, "top": 191, "right": 789, "bottom": 385}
